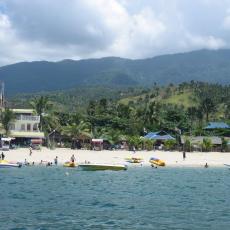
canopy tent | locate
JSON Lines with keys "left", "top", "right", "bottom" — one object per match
{"left": 92, "top": 139, "right": 103, "bottom": 143}
{"left": 1, "top": 137, "right": 15, "bottom": 142}
{"left": 144, "top": 131, "right": 175, "bottom": 140}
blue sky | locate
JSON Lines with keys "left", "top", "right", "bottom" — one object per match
{"left": 0, "top": 0, "right": 230, "bottom": 66}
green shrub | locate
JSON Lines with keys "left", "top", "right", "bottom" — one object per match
{"left": 202, "top": 138, "right": 212, "bottom": 152}
{"left": 144, "top": 139, "right": 156, "bottom": 151}
{"left": 164, "top": 140, "right": 176, "bottom": 150}
{"left": 221, "top": 138, "right": 228, "bottom": 152}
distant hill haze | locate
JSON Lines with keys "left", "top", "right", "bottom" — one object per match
{"left": 0, "top": 49, "right": 230, "bottom": 95}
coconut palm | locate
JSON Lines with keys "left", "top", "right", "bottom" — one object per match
{"left": 0, "top": 108, "right": 15, "bottom": 136}
{"left": 30, "top": 96, "right": 53, "bottom": 131}
{"left": 62, "top": 121, "right": 91, "bottom": 148}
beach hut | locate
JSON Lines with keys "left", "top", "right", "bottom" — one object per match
{"left": 181, "top": 136, "right": 223, "bottom": 152}
{"left": 144, "top": 131, "right": 175, "bottom": 150}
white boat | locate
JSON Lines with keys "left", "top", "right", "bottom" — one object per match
{"left": 224, "top": 164, "right": 230, "bottom": 167}
{"left": 0, "top": 160, "right": 22, "bottom": 168}
{"left": 78, "top": 163, "right": 127, "bottom": 171}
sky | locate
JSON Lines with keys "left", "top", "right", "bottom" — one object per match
{"left": 0, "top": 0, "right": 230, "bottom": 66}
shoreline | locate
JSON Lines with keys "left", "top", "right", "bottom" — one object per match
{"left": 1, "top": 147, "right": 230, "bottom": 168}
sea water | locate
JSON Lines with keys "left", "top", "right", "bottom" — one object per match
{"left": 0, "top": 167, "right": 230, "bottom": 230}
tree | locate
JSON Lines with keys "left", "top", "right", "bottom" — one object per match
{"left": 30, "top": 96, "right": 53, "bottom": 131}
{"left": 200, "top": 97, "right": 216, "bottom": 122}
{"left": 62, "top": 121, "right": 91, "bottom": 148}
{"left": 0, "top": 108, "right": 15, "bottom": 136}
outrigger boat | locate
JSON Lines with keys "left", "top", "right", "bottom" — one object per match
{"left": 78, "top": 163, "right": 127, "bottom": 171}
{"left": 149, "top": 157, "right": 166, "bottom": 167}
{"left": 125, "top": 157, "right": 143, "bottom": 163}
{"left": 0, "top": 160, "right": 22, "bottom": 168}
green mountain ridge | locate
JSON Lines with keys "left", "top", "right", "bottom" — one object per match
{"left": 1, "top": 49, "right": 230, "bottom": 95}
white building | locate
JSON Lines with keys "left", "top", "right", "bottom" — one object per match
{"left": 9, "top": 109, "right": 44, "bottom": 140}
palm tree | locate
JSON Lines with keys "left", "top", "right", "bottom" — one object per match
{"left": 200, "top": 97, "right": 216, "bottom": 122}
{"left": 0, "top": 108, "right": 15, "bottom": 136}
{"left": 30, "top": 96, "right": 53, "bottom": 131}
{"left": 62, "top": 121, "right": 91, "bottom": 148}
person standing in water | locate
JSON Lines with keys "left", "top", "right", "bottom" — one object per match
{"left": 54, "top": 156, "right": 58, "bottom": 165}
{"left": 1, "top": 152, "right": 5, "bottom": 160}
{"left": 71, "top": 154, "right": 76, "bottom": 163}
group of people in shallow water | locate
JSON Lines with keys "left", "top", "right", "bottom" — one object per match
{"left": 23, "top": 154, "right": 76, "bottom": 167}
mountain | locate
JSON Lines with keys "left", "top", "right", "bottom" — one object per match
{"left": 1, "top": 49, "right": 230, "bottom": 95}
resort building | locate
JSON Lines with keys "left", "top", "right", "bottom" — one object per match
{"left": 9, "top": 109, "right": 44, "bottom": 146}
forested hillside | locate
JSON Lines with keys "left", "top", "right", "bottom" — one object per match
{"left": 1, "top": 49, "right": 230, "bottom": 95}
{"left": 8, "top": 82, "right": 230, "bottom": 142}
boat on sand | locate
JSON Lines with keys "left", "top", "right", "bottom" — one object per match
{"left": 0, "top": 160, "right": 22, "bottom": 168}
{"left": 78, "top": 163, "right": 127, "bottom": 171}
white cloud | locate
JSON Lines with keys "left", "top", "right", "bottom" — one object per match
{"left": 0, "top": 0, "right": 230, "bottom": 66}
{"left": 185, "top": 33, "right": 226, "bottom": 50}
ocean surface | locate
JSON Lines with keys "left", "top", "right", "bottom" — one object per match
{"left": 0, "top": 167, "right": 230, "bottom": 230}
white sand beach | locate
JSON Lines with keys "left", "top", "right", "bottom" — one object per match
{"left": 2, "top": 147, "right": 230, "bottom": 167}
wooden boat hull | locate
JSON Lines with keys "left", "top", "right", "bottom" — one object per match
{"left": 79, "top": 164, "right": 127, "bottom": 171}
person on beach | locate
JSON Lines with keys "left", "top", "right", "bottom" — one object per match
{"left": 1, "top": 152, "right": 5, "bottom": 160}
{"left": 54, "top": 156, "right": 58, "bottom": 165}
{"left": 133, "top": 146, "right": 136, "bottom": 154}
{"left": 204, "top": 163, "right": 208, "bottom": 168}
{"left": 183, "top": 151, "right": 186, "bottom": 160}
{"left": 29, "top": 147, "right": 32, "bottom": 156}
{"left": 71, "top": 154, "right": 76, "bottom": 163}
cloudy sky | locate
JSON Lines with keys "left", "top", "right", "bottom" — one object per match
{"left": 0, "top": 0, "right": 230, "bottom": 66}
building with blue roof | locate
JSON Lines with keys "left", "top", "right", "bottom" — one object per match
{"left": 144, "top": 131, "right": 175, "bottom": 140}
{"left": 204, "top": 122, "right": 230, "bottom": 129}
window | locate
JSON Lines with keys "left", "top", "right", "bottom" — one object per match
{"left": 27, "top": 124, "right": 31, "bottom": 131}
{"left": 21, "top": 124, "right": 25, "bottom": 131}
{"left": 9, "top": 123, "right": 15, "bottom": 130}
{"left": 33, "top": 123, "right": 38, "bottom": 131}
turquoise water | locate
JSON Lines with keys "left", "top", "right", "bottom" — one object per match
{"left": 0, "top": 167, "right": 230, "bottom": 230}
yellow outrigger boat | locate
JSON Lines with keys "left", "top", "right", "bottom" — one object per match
{"left": 149, "top": 157, "right": 165, "bottom": 166}
{"left": 126, "top": 157, "right": 143, "bottom": 163}
{"left": 63, "top": 162, "right": 76, "bottom": 167}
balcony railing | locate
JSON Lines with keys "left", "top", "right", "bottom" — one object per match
{"left": 16, "top": 115, "right": 40, "bottom": 122}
